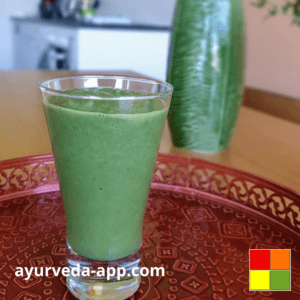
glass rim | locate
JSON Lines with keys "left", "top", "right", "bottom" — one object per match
{"left": 39, "top": 75, "right": 173, "bottom": 101}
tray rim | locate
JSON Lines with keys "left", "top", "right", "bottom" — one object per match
{"left": 159, "top": 153, "right": 300, "bottom": 200}
{"left": 1, "top": 153, "right": 300, "bottom": 233}
{"left": 152, "top": 182, "right": 300, "bottom": 239}
{"left": 0, "top": 152, "right": 299, "bottom": 199}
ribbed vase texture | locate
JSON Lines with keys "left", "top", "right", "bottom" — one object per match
{"left": 167, "top": 0, "right": 244, "bottom": 152}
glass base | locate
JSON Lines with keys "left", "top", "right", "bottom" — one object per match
{"left": 66, "top": 242, "right": 142, "bottom": 300}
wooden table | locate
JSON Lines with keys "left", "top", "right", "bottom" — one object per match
{"left": 1, "top": 70, "right": 299, "bottom": 193}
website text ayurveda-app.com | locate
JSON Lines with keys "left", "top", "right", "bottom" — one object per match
{"left": 15, "top": 265, "right": 165, "bottom": 281}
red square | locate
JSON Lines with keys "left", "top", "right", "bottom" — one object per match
{"left": 250, "top": 249, "right": 270, "bottom": 270}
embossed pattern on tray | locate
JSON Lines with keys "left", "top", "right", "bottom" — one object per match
{"left": 0, "top": 153, "right": 299, "bottom": 300}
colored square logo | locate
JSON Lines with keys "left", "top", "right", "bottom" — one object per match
{"left": 270, "top": 270, "right": 290, "bottom": 290}
{"left": 249, "top": 249, "right": 291, "bottom": 291}
{"left": 250, "top": 249, "right": 270, "bottom": 269}
{"left": 250, "top": 270, "right": 270, "bottom": 290}
{"left": 270, "top": 249, "right": 290, "bottom": 270}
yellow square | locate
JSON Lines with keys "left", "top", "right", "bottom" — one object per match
{"left": 250, "top": 270, "right": 270, "bottom": 290}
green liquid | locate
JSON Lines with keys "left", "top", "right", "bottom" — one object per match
{"left": 43, "top": 88, "right": 167, "bottom": 261}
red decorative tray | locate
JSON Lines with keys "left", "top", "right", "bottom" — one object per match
{"left": 0, "top": 153, "right": 299, "bottom": 300}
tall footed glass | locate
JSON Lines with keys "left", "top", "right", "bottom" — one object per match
{"left": 39, "top": 76, "right": 173, "bottom": 300}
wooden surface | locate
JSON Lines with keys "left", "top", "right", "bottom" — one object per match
{"left": 243, "top": 86, "right": 300, "bottom": 125}
{"left": 1, "top": 70, "right": 299, "bottom": 193}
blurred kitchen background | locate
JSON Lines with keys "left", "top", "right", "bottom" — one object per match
{"left": 1, "top": 0, "right": 300, "bottom": 99}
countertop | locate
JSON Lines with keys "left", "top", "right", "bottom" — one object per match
{"left": 1, "top": 70, "right": 299, "bottom": 193}
{"left": 12, "top": 16, "right": 172, "bottom": 31}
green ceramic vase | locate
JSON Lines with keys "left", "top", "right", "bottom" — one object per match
{"left": 167, "top": 0, "right": 245, "bottom": 152}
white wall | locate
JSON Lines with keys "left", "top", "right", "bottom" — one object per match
{"left": 0, "top": 0, "right": 39, "bottom": 69}
{"left": 0, "top": 0, "right": 176, "bottom": 70}
{"left": 99, "top": 0, "right": 176, "bottom": 26}
{"left": 1, "top": 0, "right": 300, "bottom": 99}
{"left": 101, "top": 0, "right": 300, "bottom": 99}
{"left": 244, "top": 1, "right": 300, "bottom": 99}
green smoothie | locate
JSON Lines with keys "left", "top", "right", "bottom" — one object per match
{"left": 43, "top": 88, "right": 167, "bottom": 261}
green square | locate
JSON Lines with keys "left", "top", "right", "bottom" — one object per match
{"left": 270, "top": 270, "right": 290, "bottom": 290}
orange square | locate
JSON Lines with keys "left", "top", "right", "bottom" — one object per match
{"left": 270, "top": 250, "right": 290, "bottom": 270}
